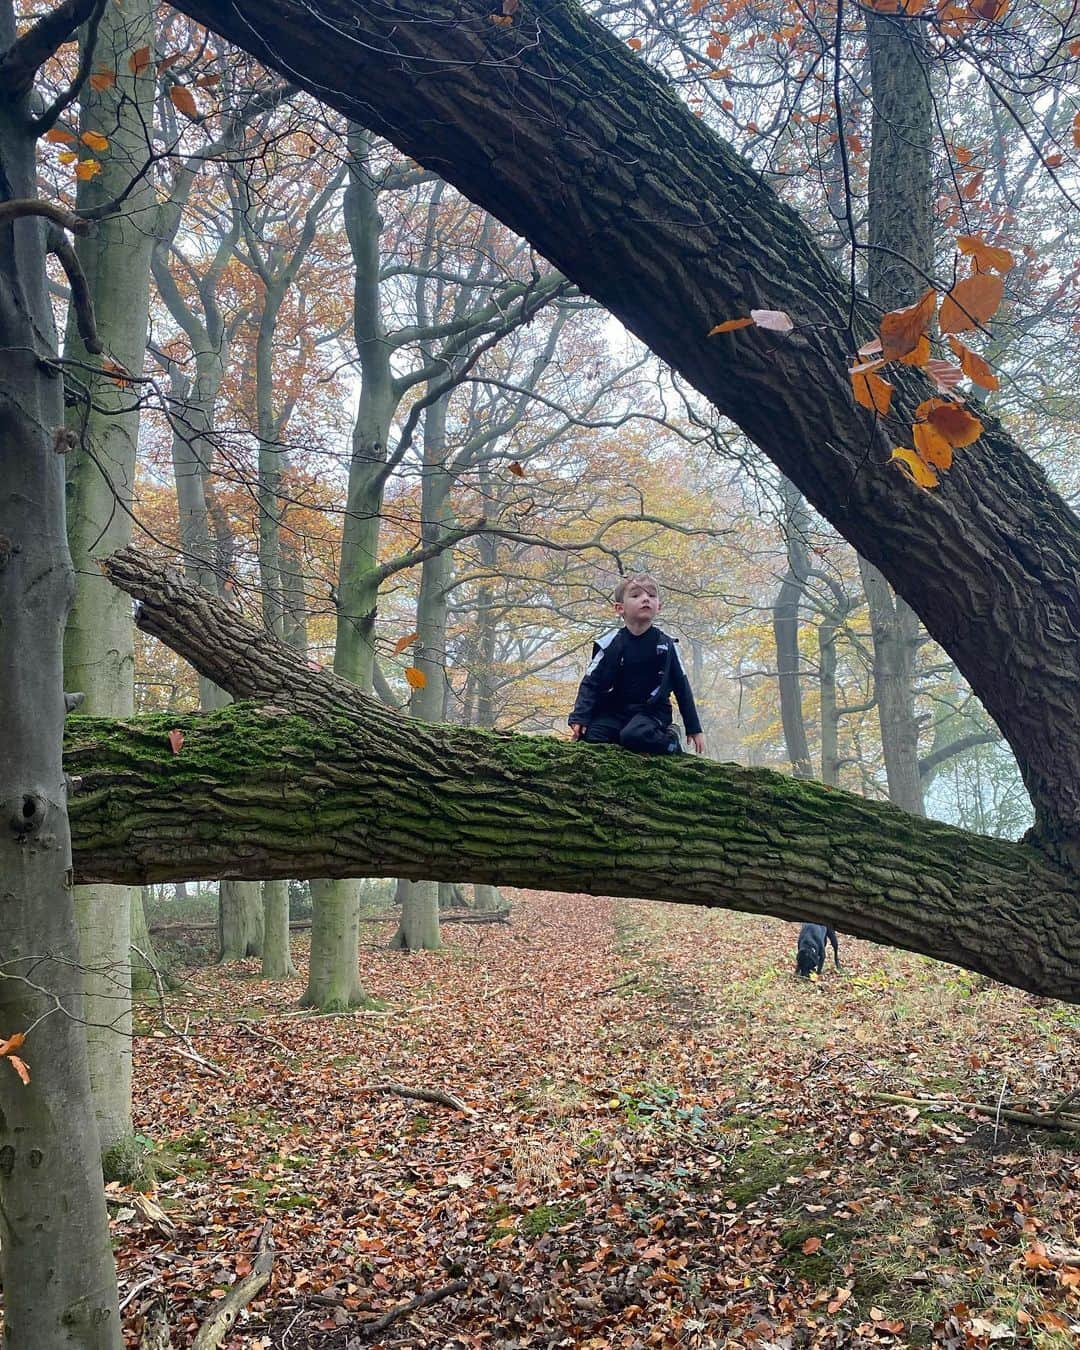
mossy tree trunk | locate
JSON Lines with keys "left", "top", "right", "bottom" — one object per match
{"left": 67, "top": 552, "right": 1080, "bottom": 1005}
{"left": 173, "top": 0, "right": 1080, "bottom": 868}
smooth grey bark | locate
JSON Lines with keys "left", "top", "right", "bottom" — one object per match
{"left": 218, "top": 878, "right": 264, "bottom": 960}
{"left": 66, "top": 554, "right": 1080, "bottom": 1002}
{"left": 772, "top": 478, "right": 814, "bottom": 780}
{"left": 858, "top": 10, "right": 936, "bottom": 818}
{"left": 302, "top": 878, "right": 367, "bottom": 1010}
{"left": 0, "top": 1, "right": 122, "bottom": 1339}
{"left": 171, "top": 0, "right": 1080, "bottom": 866}
{"left": 62, "top": 0, "right": 157, "bottom": 1157}
{"left": 261, "top": 880, "right": 297, "bottom": 977}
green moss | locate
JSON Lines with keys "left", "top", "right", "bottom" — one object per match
{"left": 101, "top": 1133, "right": 156, "bottom": 1187}
{"left": 778, "top": 1222, "right": 851, "bottom": 1284}
{"left": 519, "top": 1201, "right": 583, "bottom": 1237}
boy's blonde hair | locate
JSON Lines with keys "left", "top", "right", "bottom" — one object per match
{"left": 614, "top": 573, "right": 660, "bottom": 604}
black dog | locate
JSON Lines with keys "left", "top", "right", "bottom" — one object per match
{"left": 796, "top": 923, "right": 840, "bottom": 978}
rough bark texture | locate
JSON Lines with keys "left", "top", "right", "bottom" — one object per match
{"left": 0, "top": 4, "right": 122, "bottom": 1337}
{"left": 170, "top": 0, "right": 1080, "bottom": 859}
{"left": 64, "top": 551, "right": 1080, "bottom": 1004}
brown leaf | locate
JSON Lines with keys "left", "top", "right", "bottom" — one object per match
{"left": 169, "top": 85, "right": 199, "bottom": 119}
{"left": 890, "top": 449, "right": 939, "bottom": 489}
{"left": 74, "top": 160, "right": 101, "bottom": 180}
{"left": 128, "top": 46, "right": 153, "bottom": 75}
{"left": 802, "top": 1236, "right": 823, "bottom": 1254}
{"left": 851, "top": 366, "right": 893, "bottom": 415}
{"left": 508, "top": 460, "right": 526, "bottom": 477}
{"left": 918, "top": 396, "right": 983, "bottom": 447}
{"left": 168, "top": 728, "right": 185, "bottom": 754}
{"left": 80, "top": 130, "right": 109, "bottom": 152}
{"left": 44, "top": 127, "right": 77, "bottom": 144}
{"left": 939, "top": 272, "right": 1004, "bottom": 333}
{"left": 0, "top": 1032, "right": 26, "bottom": 1057}
{"left": 7, "top": 1055, "right": 30, "bottom": 1086}
{"left": 897, "top": 334, "right": 931, "bottom": 367}
{"left": 392, "top": 632, "right": 419, "bottom": 655}
{"left": 879, "top": 288, "right": 937, "bottom": 362}
{"left": 404, "top": 667, "right": 427, "bottom": 689}
{"left": 89, "top": 69, "right": 116, "bottom": 91}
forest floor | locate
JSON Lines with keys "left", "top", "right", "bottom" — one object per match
{"left": 118, "top": 891, "right": 1080, "bottom": 1350}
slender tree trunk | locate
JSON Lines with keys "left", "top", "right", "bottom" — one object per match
{"left": 818, "top": 616, "right": 841, "bottom": 788}
{"left": 302, "top": 879, "right": 367, "bottom": 1009}
{"left": 0, "top": 12, "right": 122, "bottom": 1334}
{"left": 261, "top": 880, "right": 297, "bottom": 977}
{"left": 772, "top": 478, "right": 814, "bottom": 779}
{"left": 62, "top": 0, "right": 157, "bottom": 1158}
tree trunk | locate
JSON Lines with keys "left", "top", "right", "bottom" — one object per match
{"left": 772, "top": 478, "right": 813, "bottom": 779}
{"left": 0, "top": 13, "right": 122, "bottom": 1336}
{"left": 261, "top": 880, "right": 297, "bottom": 977}
{"left": 62, "top": 0, "right": 157, "bottom": 1158}
{"left": 302, "top": 879, "right": 367, "bottom": 1010}
{"left": 389, "top": 881, "right": 442, "bottom": 951}
{"left": 68, "top": 552, "right": 1080, "bottom": 1004}
{"left": 218, "top": 879, "right": 264, "bottom": 961}
{"left": 473, "top": 883, "right": 503, "bottom": 912}
{"left": 173, "top": 0, "right": 1080, "bottom": 861}
{"left": 818, "top": 616, "right": 841, "bottom": 788}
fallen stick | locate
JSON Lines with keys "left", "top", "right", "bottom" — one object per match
{"left": 352, "top": 1277, "right": 468, "bottom": 1340}
{"left": 871, "top": 1091, "right": 1080, "bottom": 1133}
{"left": 192, "top": 1220, "right": 275, "bottom": 1350}
{"left": 364, "top": 1081, "right": 476, "bottom": 1116}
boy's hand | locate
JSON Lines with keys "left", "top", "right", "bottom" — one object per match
{"left": 687, "top": 733, "right": 705, "bottom": 754}
{"left": 570, "top": 723, "right": 586, "bottom": 740}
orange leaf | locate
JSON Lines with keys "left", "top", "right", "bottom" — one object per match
{"left": 392, "top": 632, "right": 419, "bottom": 655}
{"left": 708, "top": 317, "right": 754, "bottom": 334}
{"left": 801, "top": 1236, "right": 823, "bottom": 1254}
{"left": 101, "top": 359, "right": 133, "bottom": 387}
{"left": 939, "top": 272, "right": 1004, "bottom": 333}
{"left": 967, "top": 0, "right": 1009, "bottom": 17}
{"left": 128, "top": 46, "right": 153, "bottom": 75}
{"left": 751, "top": 308, "right": 794, "bottom": 332}
{"left": 890, "top": 448, "right": 939, "bottom": 489}
{"left": 58, "top": 151, "right": 78, "bottom": 165}
{"left": 167, "top": 728, "right": 185, "bottom": 754}
{"left": 89, "top": 69, "right": 116, "bottom": 91}
{"left": 851, "top": 366, "right": 893, "bottom": 415}
{"left": 508, "top": 460, "right": 526, "bottom": 477}
{"left": 44, "top": 126, "right": 76, "bottom": 144}
{"left": 913, "top": 421, "right": 953, "bottom": 470}
{"left": 157, "top": 52, "right": 184, "bottom": 72}
{"left": 924, "top": 398, "right": 983, "bottom": 447}
{"left": 879, "top": 288, "right": 937, "bottom": 362}
{"left": 7, "top": 1055, "right": 30, "bottom": 1086}
{"left": 169, "top": 85, "right": 199, "bottom": 119}
{"left": 627, "top": 37, "right": 642, "bottom": 50}
{"left": 193, "top": 73, "right": 222, "bottom": 88}
{"left": 80, "top": 130, "right": 109, "bottom": 152}
{"left": 960, "top": 170, "right": 984, "bottom": 200}
{"left": 1072, "top": 113, "right": 1080, "bottom": 151}
{"left": 898, "top": 334, "right": 931, "bottom": 367}
{"left": 74, "top": 160, "right": 101, "bottom": 180}
{"left": 956, "top": 233, "right": 1015, "bottom": 274}
{"left": 1023, "top": 1241, "right": 1054, "bottom": 1270}
{"left": 947, "top": 336, "right": 999, "bottom": 391}
{"left": 0, "top": 1032, "right": 26, "bottom": 1057}
{"left": 403, "top": 667, "right": 427, "bottom": 690}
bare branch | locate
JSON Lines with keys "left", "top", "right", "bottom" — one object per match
{"left": 46, "top": 226, "right": 103, "bottom": 355}
{"left": 0, "top": 0, "right": 102, "bottom": 104}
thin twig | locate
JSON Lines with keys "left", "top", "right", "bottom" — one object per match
{"left": 352, "top": 1278, "right": 468, "bottom": 1341}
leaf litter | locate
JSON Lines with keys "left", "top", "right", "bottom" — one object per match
{"left": 117, "top": 892, "right": 1079, "bottom": 1348}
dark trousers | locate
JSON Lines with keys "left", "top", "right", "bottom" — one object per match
{"left": 583, "top": 711, "right": 681, "bottom": 754}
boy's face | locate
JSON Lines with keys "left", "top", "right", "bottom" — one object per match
{"left": 616, "top": 580, "right": 660, "bottom": 632}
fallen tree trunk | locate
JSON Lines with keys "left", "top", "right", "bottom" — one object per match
{"left": 62, "top": 553, "right": 1079, "bottom": 1003}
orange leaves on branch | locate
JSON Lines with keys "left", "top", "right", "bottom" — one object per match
{"left": 957, "top": 235, "right": 1014, "bottom": 274}
{"left": 850, "top": 363, "right": 893, "bottom": 415}
{"left": 0, "top": 1032, "right": 29, "bottom": 1086}
{"left": 44, "top": 126, "right": 76, "bottom": 144}
{"left": 913, "top": 420, "right": 953, "bottom": 471}
{"left": 403, "top": 667, "right": 427, "bottom": 690}
{"left": 879, "top": 288, "right": 936, "bottom": 362}
{"left": 967, "top": 0, "right": 1009, "bottom": 19}
{"left": 627, "top": 37, "right": 643, "bottom": 50}
{"left": 101, "top": 359, "right": 133, "bottom": 387}
{"left": 947, "top": 336, "right": 999, "bottom": 391}
{"left": 917, "top": 396, "right": 983, "bottom": 448}
{"left": 74, "top": 160, "right": 102, "bottom": 180}
{"left": 890, "top": 449, "right": 939, "bottom": 490}
{"left": 392, "top": 632, "right": 419, "bottom": 655}
{"left": 80, "top": 130, "right": 109, "bottom": 152}
{"left": 939, "top": 272, "right": 1004, "bottom": 334}
{"left": 58, "top": 151, "right": 78, "bottom": 165}
{"left": 169, "top": 85, "right": 199, "bottom": 119}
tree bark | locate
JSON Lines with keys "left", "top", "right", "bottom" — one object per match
{"left": 0, "top": 6, "right": 121, "bottom": 1336}
{"left": 261, "top": 879, "right": 297, "bottom": 978}
{"left": 302, "top": 879, "right": 368, "bottom": 1010}
{"left": 171, "top": 0, "right": 1080, "bottom": 861}
{"left": 772, "top": 478, "right": 813, "bottom": 780}
{"left": 218, "top": 879, "right": 263, "bottom": 961}
{"left": 65, "top": 551, "right": 1080, "bottom": 1004}
{"left": 62, "top": 0, "right": 156, "bottom": 1157}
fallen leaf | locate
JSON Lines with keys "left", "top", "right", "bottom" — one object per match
{"left": 802, "top": 1236, "right": 823, "bottom": 1254}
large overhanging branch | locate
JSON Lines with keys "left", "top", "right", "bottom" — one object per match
{"left": 65, "top": 549, "right": 1079, "bottom": 1003}
{"left": 167, "top": 0, "right": 1080, "bottom": 850}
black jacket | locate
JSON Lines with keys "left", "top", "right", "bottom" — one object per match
{"left": 568, "top": 625, "right": 703, "bottom": 736}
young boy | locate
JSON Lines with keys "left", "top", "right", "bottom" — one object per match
{"left": 568, "top": 574, "right": 705, "bottom": 754}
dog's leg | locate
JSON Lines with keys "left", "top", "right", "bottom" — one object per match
{"left": 827, "top": 927, "right": 841, "bottom": 968}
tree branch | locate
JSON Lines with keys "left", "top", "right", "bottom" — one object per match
{"left": 0, "top": 0, "right": 103, "bottom": 105}
{"left": 46, "top": 226, "right": 102, "bottom": 354}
